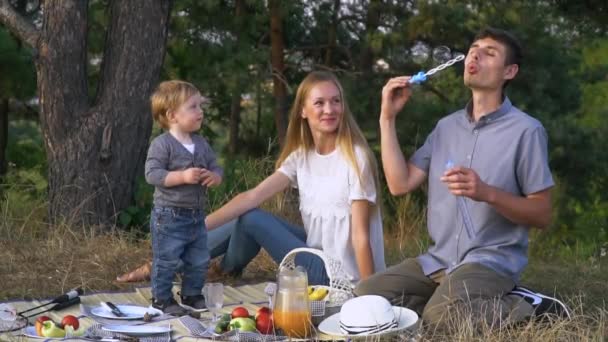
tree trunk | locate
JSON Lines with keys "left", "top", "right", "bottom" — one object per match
{"left": 228, "top": 91, "right": 241, "bottom": 154}
{"left": 228, "top": 0, "right": 245, "bottom": 155}
{"left": 256, "top": 79, "right": 262, "bottom": 140}
{"left": 359, "top": 0, "right": 380, "bottom": 73}
{"left": 33, "top": 0, "right": 172, "bottom": 226}
{"left": 0, "top": 98, "right": 8, "bottom": 175}
{"left": 269, "top": 0, "right": 288, "bottom": 146}
{"left": 324, "top": 0, "right": 340, "bottom": 67}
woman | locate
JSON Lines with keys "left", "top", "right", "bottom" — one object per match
{"left": 118, "top": 71, "right": 385, "bottom": 285}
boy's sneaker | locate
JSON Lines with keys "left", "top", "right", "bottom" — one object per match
{"left": 181, "top": 294, "right": 207, "bottom": 311}
{"left": 152, "top": 297, "right": 189, "bottom": 316}
{"left": 509, "top": 286, "right": 571, "bottom": 319}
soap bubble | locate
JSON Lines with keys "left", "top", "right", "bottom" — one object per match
{"left": 432, "top": 46, "right": 452, "bottom": 63}
{"left": 452, "top": 51, "right": 466, "bottom": 60}
{"left": 410, "top": 41, "right": 430, "bottom": 64}
{"left": 389, "top": 46, "right": 409, "bottom": 67}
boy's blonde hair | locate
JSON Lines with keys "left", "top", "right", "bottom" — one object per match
{"left": 150, "top": 80, "right": 200, "bottom": 129}
{"left": 276, "top": 71, "right": 381, "bottom": 202}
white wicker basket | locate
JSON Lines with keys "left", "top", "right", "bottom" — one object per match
{"left": 279, "top": 247, "right": 354, "bottom": 323}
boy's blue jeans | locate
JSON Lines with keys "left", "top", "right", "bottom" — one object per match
{"left": 151, "top": 206, "right": 209, "bottom": 301}
{"left": 208, "top": 208, "right": 329, "bottom": 285}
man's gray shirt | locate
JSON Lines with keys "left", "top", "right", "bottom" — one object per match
{"left": 411, "top": 97, "right": 553, "bottom": 281}
{"left": 145, "top": 132, "right": 223, "bottom": 210}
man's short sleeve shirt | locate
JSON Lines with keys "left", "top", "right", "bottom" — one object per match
{"left": 410, "top": 97, "right": 554, "bottom": 281}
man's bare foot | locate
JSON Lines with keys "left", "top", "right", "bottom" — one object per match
{"left": 116, "top": 261, "right": 152, "bottom": 283}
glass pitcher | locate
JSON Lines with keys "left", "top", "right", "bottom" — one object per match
{"left": 273, "top": 266, "right": 312, "bottom": 338}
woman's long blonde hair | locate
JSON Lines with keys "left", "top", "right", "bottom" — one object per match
{"left": 275, "top": 71, "right": 381, "bottom": 202}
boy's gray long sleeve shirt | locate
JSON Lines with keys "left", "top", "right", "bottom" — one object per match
{"left": 145, "top": 132, "right": 223, "bottom": 210}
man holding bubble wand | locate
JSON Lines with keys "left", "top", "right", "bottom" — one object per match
{"left": 355, "top": 27, "right": 570, "bottom": 328}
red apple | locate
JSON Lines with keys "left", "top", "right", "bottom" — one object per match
{"left": 255, "top": 312, "right": 273, "bottom": 334}
{"left": 231, "top": 307, "right": 249, "bottom": 319}
{"left": 35, "top": 316, "right": 51, "bottom": 336}
{"left": 60, "top": 315, "right": 79, "bottom": 330}
{"left": 255, "top": 306, "right": 271, "bottom": 319}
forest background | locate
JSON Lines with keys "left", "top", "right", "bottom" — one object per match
{"left": 0, "top": 0, "right": 606, "bottom": 323}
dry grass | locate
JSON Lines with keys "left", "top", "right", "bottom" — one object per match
{"left": 0, "top": 222, "right": 148, "bottom": 299}
{"left": 1, "top": 183, "right": 607, "bottom": 341}
{"left": 0, "top": 221, "right": 281, "bottom": 300}
{"left": 411, "top": 301, "right": 608, "bottom": 342}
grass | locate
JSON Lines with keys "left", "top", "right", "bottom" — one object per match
{"left": 1, "top": 177, "right": 607, "bottom": 341}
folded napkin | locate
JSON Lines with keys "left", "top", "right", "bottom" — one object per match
{"left": 178, "top": 315, "right": 210, "bottom": 338}
{"left": 85, "top": 323, "right": 170, "bottom": 342}
{"left": 0, "top": 317, "right": 27, "bottom": 333}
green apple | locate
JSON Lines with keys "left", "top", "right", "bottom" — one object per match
{"left": 228, "top": 317, "right": 256, "bottom": 332}
{"left": 41, "top": 320, "right": 66, "bottom": 338}
{"left": 64, "top": 325, "right": 85, "bottom": 337}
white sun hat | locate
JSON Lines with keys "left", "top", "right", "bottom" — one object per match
{"left": 318, "top": 295, "right": 419, "bottom": 338}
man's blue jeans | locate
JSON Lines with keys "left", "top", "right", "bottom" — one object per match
{"left": 208, "top": 208, "right": 329, "bottom": 285}
{"left": 151, "top": 206, "right": 209, "bottom": 301}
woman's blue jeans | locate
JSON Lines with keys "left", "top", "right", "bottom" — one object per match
{"left": 208, "top": 208, "right": 329, "bottom": 285}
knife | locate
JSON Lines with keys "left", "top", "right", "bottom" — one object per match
{"left": 103, "top": 302, "right": 126, "bottom": 317}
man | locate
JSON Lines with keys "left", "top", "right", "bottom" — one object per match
{"left": 354, "top": 27, "right": 569, "bottom": 326}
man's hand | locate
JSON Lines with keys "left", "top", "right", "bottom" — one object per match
{"left": 200, "top": 169, "right": 222, "bottom": 187}
{"left": 380, "top": 76, "right": 413, "bottom": 121}
{"left": 440, "top": 166, "right": 493, "bottom": 202}
{"left": 182, "top": 167, "right": 204, "bottom": 184}
{"left": 442, "top": 167, "right": 553, "bottom": 228}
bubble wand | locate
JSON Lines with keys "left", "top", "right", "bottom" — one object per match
{"left": 408, "top": 54, "right": 465, "bottom": 84}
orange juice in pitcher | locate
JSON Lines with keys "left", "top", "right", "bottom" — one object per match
{"left": 273, "top": 310, "right": 312, "bottom": 338}
{"left": 273, "top": 266, "right": 312, "bottom": 338}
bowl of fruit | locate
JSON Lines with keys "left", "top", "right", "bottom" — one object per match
{"left": 24, "top": 315, "right": 85, "bottom": 339}
{"left": 212, "top": 306, "right": 275, "bottom": 337}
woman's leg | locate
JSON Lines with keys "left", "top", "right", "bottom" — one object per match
{"left": 221, "top": 208, "right": 329, "bottom": 285}
{"left": 117, "top": 210, "right": 329, "bottom": 284}
{"left": 207, "top": 218, "right": 238, "bottom": 259}
{"left": 116, "top": 219, "right": 237, "bottom": 283}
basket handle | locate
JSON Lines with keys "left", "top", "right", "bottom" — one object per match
{"left": 279, "top": 247, "right": 354, "bottom": 295}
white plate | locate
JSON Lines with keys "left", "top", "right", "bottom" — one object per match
{"left": 102, "top": 324, "right": 171, "bottom": 336}
{"left": 91, "top": 305, "right": 161, "bottom": 320}
{"left": 318, "top": 307, "right": 418, "bottom": 339}
{"left": 22, "top": 326, "right": 63, "bottom": 339}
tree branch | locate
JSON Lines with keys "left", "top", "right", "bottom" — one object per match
{"left": 0, "top": 0, "right": 39, "bottom": 48}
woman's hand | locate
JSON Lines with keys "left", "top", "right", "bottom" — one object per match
{"left": 205, "top": 171, "right": 290, "bottom": 230}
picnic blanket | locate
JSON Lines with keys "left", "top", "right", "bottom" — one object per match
{"left": 0, "top": 283, "right": 341, "bottom": 341}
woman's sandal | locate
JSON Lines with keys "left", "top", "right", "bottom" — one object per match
{"left": 115, "top": 261, "right": 152, "bottom": 283}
